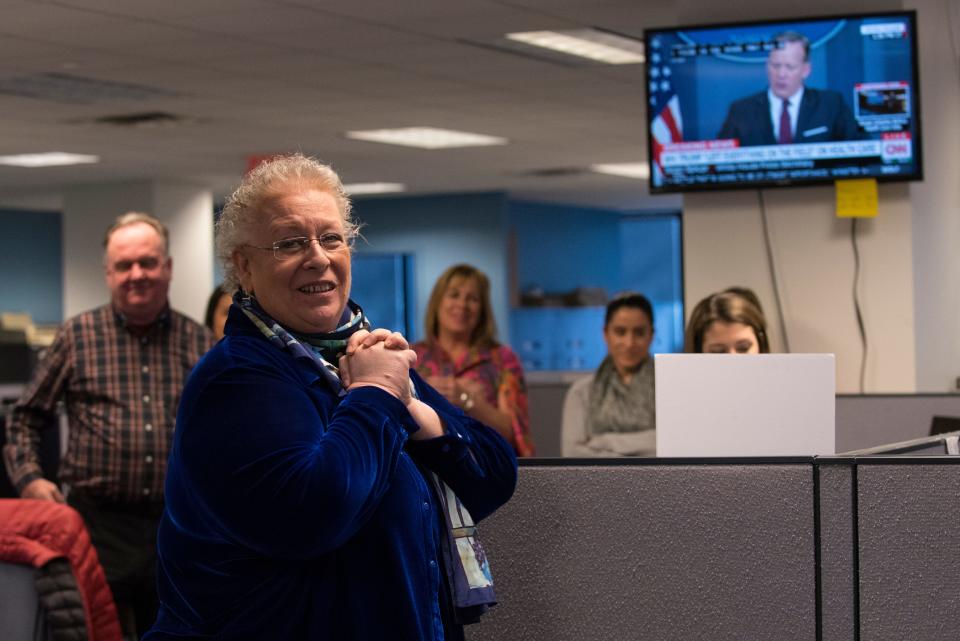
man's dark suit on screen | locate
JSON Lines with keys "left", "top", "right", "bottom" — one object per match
{"left": 718, "top": 88, "right": 861, "bottom": 146}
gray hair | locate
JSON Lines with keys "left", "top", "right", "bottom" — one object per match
{"left": 103, "top": 211, "right": 170, "bottom": 259}
{"left": 772, "top": 31, "right": 810, "bottom": 61}
{"left": 216, "top": 153, "right": 356, "bottom": 292}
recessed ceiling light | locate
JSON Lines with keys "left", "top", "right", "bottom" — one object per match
{"left": 505, "top": 29, "right": 645, "bottom": 64}
{"left": 345, "top": 126, "right": 508, "bottom": 149}
{"left": 343, "top": 182, "right": 407, "bottom": 195}
{"left": 590, "top": 162, "right": 650, "bottom": 179}
{"left": 0, "top": 152, "right": 100, "bottom": 167}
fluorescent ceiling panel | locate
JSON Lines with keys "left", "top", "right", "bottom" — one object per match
{"left": 343, "top": 182, "right": 406, "bottom": 195}
{"left": 505, "top": 29, "right": 644, "bottom": 64}
{"left": 0, "top": 152, "right": 100, "bottom": 167}
{"left": 591, "top": 162, "right": 650, "bottom": 179}
{"left": 346, "top": 126, "right": 508, "bottom": 149}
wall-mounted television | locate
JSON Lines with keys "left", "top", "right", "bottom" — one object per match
{"left": 644, "top": 11, "right": 922, "bottom": 193}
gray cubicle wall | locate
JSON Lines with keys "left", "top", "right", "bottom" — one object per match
{"left": 526, "top": 376, "right": 577, "bottom": 458}
{"left": 529, "top": 383, "right": 960, "bottom": 456}
{"left": 0, "top": 563, "right": 43, "bottom": 640}
{"left": 836, "top": 394, "right": 960, "bottom": 452}
{"left": 468, "top": 460, "right": 818, "bottom": 641}
{"left": 856, "top": 459, "right": 960, "bottom": 641}
{"left": 468, "top": 457, "right": 960, "bottom": 641}
{"left": 817, "top": 463, "right": 857, "bottom": 641}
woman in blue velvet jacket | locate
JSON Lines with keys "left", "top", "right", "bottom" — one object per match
{"left": 144, "top": 154, "right": 517, "bottom": 641}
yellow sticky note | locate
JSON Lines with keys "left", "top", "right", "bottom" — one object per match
{"left": 835, "top": 179, "right": 878, "bottom": 218}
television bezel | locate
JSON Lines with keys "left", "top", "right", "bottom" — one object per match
{"left": 643, "top": 10, "right": 923, "bottom": 194}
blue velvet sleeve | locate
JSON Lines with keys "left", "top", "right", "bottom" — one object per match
{"left": 175, "top": 361, "right": 415, "bottom": 560}
{"left": 404, "top": 370, "right": 518, "bottom": 522}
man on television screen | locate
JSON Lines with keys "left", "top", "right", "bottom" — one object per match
{"left": 717, "top": 31, "right": 861, "bottom": 146}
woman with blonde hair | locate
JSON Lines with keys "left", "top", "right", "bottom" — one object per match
{"left": 413, "top": 263, "right": 535, "bottom": 456}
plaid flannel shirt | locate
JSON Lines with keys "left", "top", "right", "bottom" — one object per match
{"left": 3, "top": 304, "right": 213, "bottom": 503}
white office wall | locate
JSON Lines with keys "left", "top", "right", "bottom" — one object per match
{"left": 154, "top": 184, "right": 215, "bottom": 323}
{"left": 0, "top": 193, "right": 63, "bottom": 211}
{"left": 62, "top": 181, "right": 213, "bottom": 324}
{"left": 62, "top": 182, "right": 154, "bottom": 320}
{"left": 907, "top": 0, "right": 960, "bottom": 391}
{"left": 679, "top": 0, "right": 959, "bottom": 393}
{"left": 684, "top": 185, "right": 915, "bottom": 393}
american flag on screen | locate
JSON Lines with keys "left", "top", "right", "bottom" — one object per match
{"left": 647, "top": 37, "right": 683, "bottom": 183}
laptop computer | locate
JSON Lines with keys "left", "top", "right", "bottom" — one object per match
{"left": 655, "top": 354, "right": 835, "bottom": 457}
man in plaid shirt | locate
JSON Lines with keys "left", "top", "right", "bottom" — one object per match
{"left": 4, "top": 211, "right": 213, "bottom": 638}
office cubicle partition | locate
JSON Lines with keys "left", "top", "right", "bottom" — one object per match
{"left": 527, "top": 385, "right": 960, "bottom": 457}
{"left": 468, "top": 457, "right": 960, "bottom": 641}
{"left": 816, "top": 461, "right": 857, "bottom": 641}
{"left": 835, "top": 394, "right": 960, "bottom": 451}
{"left": 470, "top": 458, "right": 818, "bottom": 641}
{"left": 854, "top": 458, "right": 960, "bottom": 641}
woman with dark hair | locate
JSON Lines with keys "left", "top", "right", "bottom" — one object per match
{"left": 561, "top": 292, "right": 656, "bottom": 457}
{"left": 685, "top": 287, "right": 770, "bottom": 354}
{"left": 203, "top": 284, "right": 231, "bottom": 340}
{"left": 413, "top": 264, "right": 534, "bottom": 457}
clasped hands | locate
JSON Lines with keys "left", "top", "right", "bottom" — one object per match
{"left": 338, "top": 329, "right": 444, "bottom": 439}
{"left": 338, "top": 328, "right": 416, "bottom": 401}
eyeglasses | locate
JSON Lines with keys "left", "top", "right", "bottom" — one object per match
{"left": 244, "top": 234, "right": 347, "bottom": 261}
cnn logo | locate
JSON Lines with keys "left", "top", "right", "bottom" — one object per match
{"left": 882, "top": 140, "right": 911, "bottom": 161}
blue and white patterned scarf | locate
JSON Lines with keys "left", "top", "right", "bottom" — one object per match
{"left": 238, "top": 291, "right": 365, "bottom": 396}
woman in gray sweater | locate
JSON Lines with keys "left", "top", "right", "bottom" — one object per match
{"left": 561, "top": 293, "right": 656, "bottom": 457}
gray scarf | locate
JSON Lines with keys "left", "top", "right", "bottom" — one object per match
{"left": 586, "top": 356, "right": 656, "bottom": 437}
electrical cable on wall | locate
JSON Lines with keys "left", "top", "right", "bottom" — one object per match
{"left": 757, "top": 190, "right": 791, "bottom": 353}
{"left": 850, "top": 218, "right": 868, "bottom": 393}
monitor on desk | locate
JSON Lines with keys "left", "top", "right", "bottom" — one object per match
{"left": 655, "top": 354, "right": 835, "bottom": 457}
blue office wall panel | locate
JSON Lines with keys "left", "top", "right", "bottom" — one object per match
{"left": 511, "top": 200, "right": 622, "bottom": 294}
{"left": 350, "top": 253, "right": 413, "bottom": 336}
{"left": 0, "top": 196, "right": 683, "bottom": 367}
{"left": 511, "top": 306, "right": 607, "bottom": 371}
{"left": 0, "top": 209, "right": 63, "bottom": 324}
{"left": 619, "top": 214, "right": 682, "bottom": 301}
{"left": 510, "top": 202, "right": 683, "bottom": 370}
{"left": 352, "top": 192, "right": 509, "bottom": 344}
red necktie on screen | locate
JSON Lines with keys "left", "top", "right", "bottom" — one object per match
{"left": 778, "top": 99, "right": 792, "bottom": 144}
